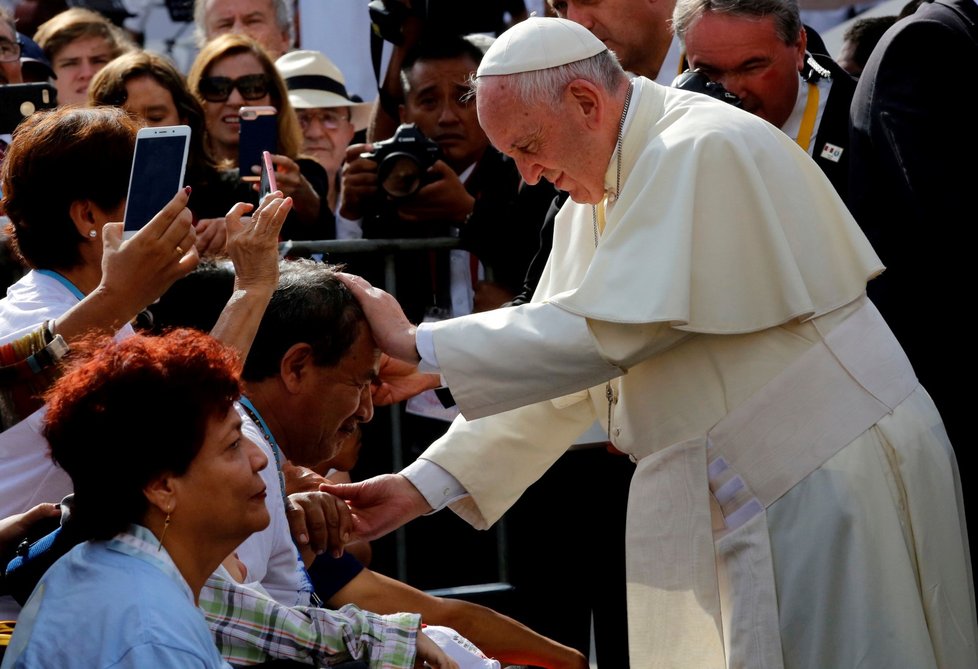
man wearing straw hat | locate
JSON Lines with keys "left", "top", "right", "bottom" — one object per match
{"left": 328, "top": 17, "right": 977, "bottom": 669}
{"left": 276, "top": 50, "right": 372, "bottom": 216}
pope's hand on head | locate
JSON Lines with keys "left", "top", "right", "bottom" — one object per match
{"left": 336, "top": 273, "right": 421, "bottom": 364}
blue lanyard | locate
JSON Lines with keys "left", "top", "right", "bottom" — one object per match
{"left": 238, "top": 395, "right": 289, "bottom": 507}
{"left": 238, "top": 395, "right": 322, "bottom": 606}
{"left": 35, "top": 269, "right": 85, "bottom": 301}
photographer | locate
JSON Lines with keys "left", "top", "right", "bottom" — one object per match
{"left": 339, "top": 34, "right": 554, "bottom": 321}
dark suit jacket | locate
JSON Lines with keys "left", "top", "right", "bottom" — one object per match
{"left": 849, "top": 0, "right": 978, "bottom": 447}
{"left": 807, "top": 52, "right": 856, "bottom": 205}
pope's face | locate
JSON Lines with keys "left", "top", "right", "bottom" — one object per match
{"left": 477, "top": 77, "right": 608, "bottom": 205}
{"left": 684, "top": 12, "right": 806, "bottom": 128}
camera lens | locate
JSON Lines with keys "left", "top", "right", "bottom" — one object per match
{"left": 378, "top": 152, "right": 425, "bottom": 199}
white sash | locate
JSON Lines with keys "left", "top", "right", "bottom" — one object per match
{"left": 625, "top": 297, "right": 918, "bottom": 668}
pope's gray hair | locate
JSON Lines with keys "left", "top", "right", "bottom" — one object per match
{"left": 469, "top": 49, "right": 626, "bottom": 108}
{"left": 672, "top": 0, "right": 802, "bottom": 45}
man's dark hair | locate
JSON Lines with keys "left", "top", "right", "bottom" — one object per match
{"left": 400, "top": 33, "right": 485, "bottom": 93}
{"left": 843, "top": 16, "right": 898, "bottom": 73}
{"left": 242, "top": 260, "right": 365, "bottom": 382}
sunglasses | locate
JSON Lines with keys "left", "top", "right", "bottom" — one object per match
{"left": 198, "top": 73, "right": 271, "bottom": 103}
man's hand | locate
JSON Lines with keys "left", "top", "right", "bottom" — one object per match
{"left": 396, "top": 160, "right": 475, "bottom": 224}
{"left": 339, "top": 143, "right": 379, "bottom": 220}
{"left": 282, "top": 461, "right": 329, "bottom": 494}
{"left": 286, "top": 491, "right": 354, "bottom": 560}
{"left": 373, "top": 354, "right": 441, "bottom": 405}
{"left": 320, "top": 474, "right": 432, "bottom": 542}
{"left": 337, "top": 273, "right": 421, "bottom": 364}
{"left": 0, "top": 503, "right": 61, "bottom": 556}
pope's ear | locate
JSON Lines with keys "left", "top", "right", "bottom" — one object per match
{"left": 279, "top": 342, "right": 315, "bottom": 393}
{"left": 565, "top": 78, "right": 602, "bottom": 127}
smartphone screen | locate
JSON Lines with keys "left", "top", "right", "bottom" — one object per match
{"left": 239, "top": 106, "right": 277, "bottom": 182}
{"left": 123, "top": 126, "right": 190, "bottom": 237}
{"left": 259, "top": 150, "right": 277, "bottom": 200}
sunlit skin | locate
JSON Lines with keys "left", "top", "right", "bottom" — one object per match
{"left": 151, "top": 405, "right": 269, "bottom": 600}
{"left": 549, "top": 0, "right": 674, "bottom": 79}
{"left": 476, "top": 76, "right": 622, "bottom": 205}
{"left": 400, "top": 55, "right": 489, "bottom": 173}
{"left": 123, "top": 75, "right": 182, "bottom": 127}
{"left": 166, "top": 407, "right": 271, "bottom": 546}
{"left": 52, "top": 35, "right": 115, "bottom": 106}
{"left": 201, "top": 51, "right": 272, "bottom": 163}
{"left": 203, "top": 0, "right": 291, "bottom": 60}
{"left": 684, "top": 12, "right": 806, "bottom": 128}
{"left": 247, "top": 326, "right": 381, "bottom": 468}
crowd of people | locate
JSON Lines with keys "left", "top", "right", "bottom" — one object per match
{"left": 0, "top": 0, "right": 974, "bottom": 668}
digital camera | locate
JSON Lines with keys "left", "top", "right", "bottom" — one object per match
{"left": 672, "top": 70, "right": 743, "bottom": 108}
{"left": 363, "top": 123, "right": 442, "bottom": 200}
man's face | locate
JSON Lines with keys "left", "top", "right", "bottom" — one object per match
{"left": 477, "top": 77, "right": 608, "bottom": 205}
{"left": 550, "top": 0, "right": 671, "bottom": 79}
{"left": 684, "top": 12, "right": 806, "bottom": 128}
{"left": 52, "top": 35, "right": 114, "bottom": 106}
{"left": 203, "top": 0, "right": 290, "bottom": 60}
{"left": 0, "top": 23, "right": 22, "bottom": 85}
{"left": 297, "top": 106, "right": 356, "bottom": 176}
{"left": 400, "top": 55, "right": 489, "bottom": 173}
{"left": 286, "top": 325, "right": 380, "bottom": 467}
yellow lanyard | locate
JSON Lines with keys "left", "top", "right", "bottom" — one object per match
{"left": 597, "top": 198, "right": 608, "bottom": 236}
{"left": 796, "top": 82, "right": 820, "bottom": 152}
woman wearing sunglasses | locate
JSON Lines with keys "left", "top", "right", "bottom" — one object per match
{"left": 187, "top": 34, "right": 334, "bottom": 248}
{"left": 87, "top": 50, "right": 241, "bottom": 224}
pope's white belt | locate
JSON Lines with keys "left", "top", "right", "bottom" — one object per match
{"left": 623, "top": 296, "right": 919, "bottom": 669}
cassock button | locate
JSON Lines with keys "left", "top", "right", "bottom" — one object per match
{"left": 613, "top": 427, "right": 621, "bottom": 437}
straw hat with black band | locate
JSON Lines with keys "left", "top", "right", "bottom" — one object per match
{"left": 275, "top": 50, "right": 372, "bottom": 131}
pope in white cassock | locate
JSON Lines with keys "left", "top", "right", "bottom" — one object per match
{"left": 330, "top": 17, "right": 977, "bottom": 669}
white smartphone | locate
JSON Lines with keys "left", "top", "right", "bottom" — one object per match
{"left": 122, "top": 125, "right": 191, "bottom": 238}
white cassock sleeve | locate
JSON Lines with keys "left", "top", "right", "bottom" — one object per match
{"left": 410, "top": 301, "right": 690, "bottom": 529}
